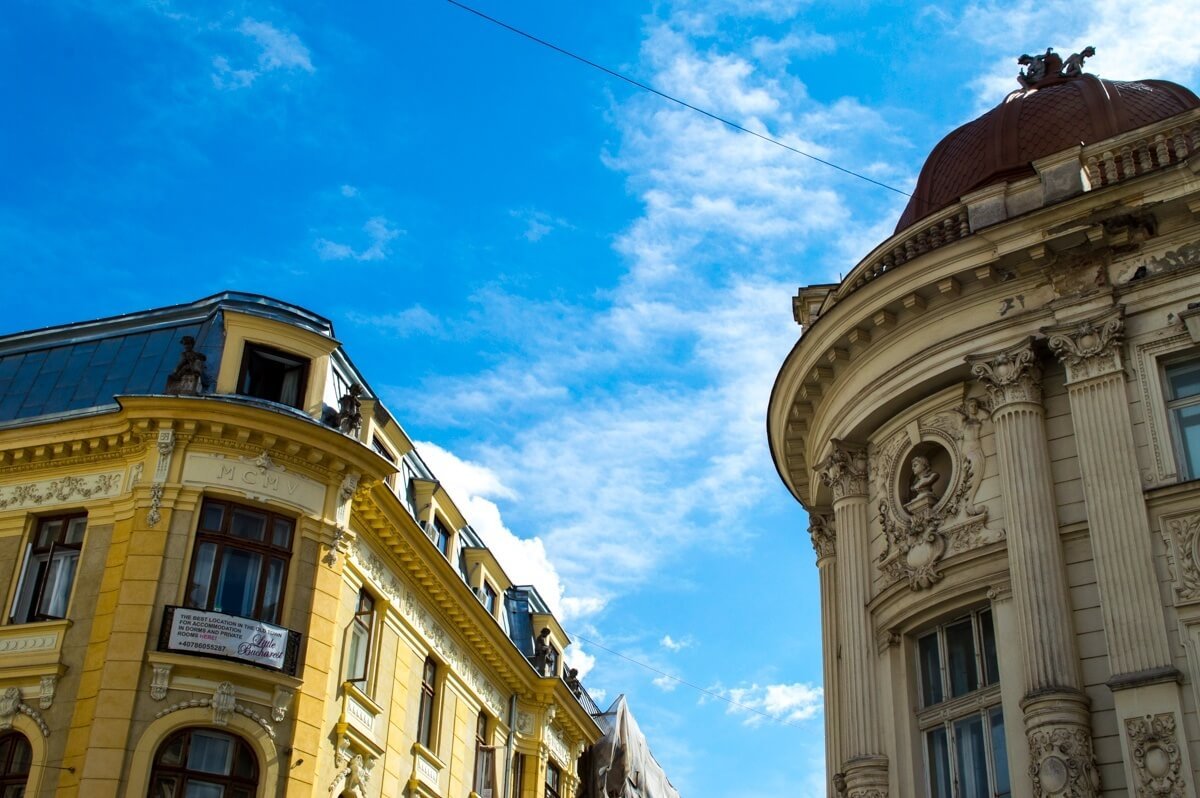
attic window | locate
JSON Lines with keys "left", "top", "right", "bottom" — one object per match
{"left": 239, "top": 344, "right": 309, "bottom": 409}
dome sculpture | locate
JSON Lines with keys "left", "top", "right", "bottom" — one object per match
{"left": 895, "top": 48, "right": 1200, "bottom": 232}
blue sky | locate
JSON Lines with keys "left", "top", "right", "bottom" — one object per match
{"left": 4, "top": 2, "right": 1199, "bottom": 795}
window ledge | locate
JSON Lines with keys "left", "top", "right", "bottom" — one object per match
{"left": 0, "top": 618, "right": 71, "bottom": 676}
{"left": 146, "top": 649, "right": 304, "bottom": 699}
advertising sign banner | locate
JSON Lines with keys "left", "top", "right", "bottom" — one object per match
{"left": 162, "top": 606, "right": 297, "bottom": 672}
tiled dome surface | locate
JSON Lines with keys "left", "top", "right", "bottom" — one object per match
{"left": 895, "top": 75, "right": 1200, "bottom": 232}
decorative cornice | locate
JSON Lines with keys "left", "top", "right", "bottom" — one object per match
{"left": 1043, "top": 308, "right": 1125, "bottom": 384}
{"left": 817, "top": 440, "right": 869, "bottom": 501}
{"left": 968, "top": 338, "right": 1043, "bottom": 409}
{"left": 808, "top": 512, "right": 835, "bottom": 560}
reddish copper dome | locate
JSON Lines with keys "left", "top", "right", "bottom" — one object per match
{"left": 895, "top": 74, "right": 1200, "bottom": 232}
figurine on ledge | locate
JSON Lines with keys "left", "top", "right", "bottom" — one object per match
{"left": 1017, "top": 45, "right": 1095, "bottom": 89}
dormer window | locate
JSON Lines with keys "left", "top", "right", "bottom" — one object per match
{"left": 481, "top": 582, "right": 497, "bottom": 614}
{"left": 433, "top": 518, "right": 452, "bottom": 557}
{"left": 239, "top": 343, "right": 308, "bottom": 409}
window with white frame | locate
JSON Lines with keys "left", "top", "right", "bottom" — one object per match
{"left": 916, "top": 608, "right": 1010, "bottom": 798}
{"left": 10, "top": 513, "right": 87, "bottom": 624}
{"left": 473, "top": 710, "right": 496, "bottom": 798}
{"left": 1165, "top": 357, "right": 1200, "bottom": 480}
{"left": 346, "top": 588, "right": 376, "bottom": 688}
{"left": 417, "top": 656, "right": 438, "bottom": 750}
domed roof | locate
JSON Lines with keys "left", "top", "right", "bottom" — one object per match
{"left": 895, "top": 72, "right": 1200, "bottom": 232}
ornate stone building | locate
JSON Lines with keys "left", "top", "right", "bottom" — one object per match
{"left": 0, "top": 293, "right": 605, "bottom": 798}
{"left": 768, "top": 52, "right": 1200, "bottom": 797}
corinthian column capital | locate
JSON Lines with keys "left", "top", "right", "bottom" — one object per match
{"left": 967, "top": 337, "right": 1043, "bottom": 409}
{"left": 817, "top": 440, "right": 869, "bottom": 502}
{"left": 808, "top": 511, "right": 836, "bottom": 560}
{"left": 1043, "top": 307, "right": 1125, "bottom": 385}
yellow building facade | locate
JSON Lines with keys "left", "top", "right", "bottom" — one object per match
{"left": 0, "top": 294, "right": 600, "bottom": 798}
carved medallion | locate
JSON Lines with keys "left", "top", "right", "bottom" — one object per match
{"left": 873, "top": 402, "right": 997, "bottom": 590}
{"left": 1126, "top": 713, "right": 1184, "bottom": 797}
{"left": 1028, "top": 726, "right": 1100, "bottom": 797}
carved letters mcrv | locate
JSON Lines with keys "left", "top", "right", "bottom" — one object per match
{"left": 1126, "top": 713, "right": 1184, "bottom": 797}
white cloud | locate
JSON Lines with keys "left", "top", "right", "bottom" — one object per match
{"left": 653, "top": 674, "right": 680, "bottom": 692}
{"left": 346, "top": 306, "right": 441, "bottom": 338}
{"left": 212, "top": 18, "right": 314, "bottom": 90}
{"left": 716, "top": 682, "right": 823, "bottom": 726}
{"left": 509, "top": 209, "right": 571, "bottom": 242}
{"left": 660, "top": 634, "right": 692, "bottom": 652}
{"left": 239, "top": 18, "right": 314, "bottom": 73}
{"left": 414, "top": 440, "right": 605, "bottom": 621}
{"left": 340, "top": 184, "right": 359, "bottom": 198}
{"left": 315, "top": 216, "right": 402, "bottom": 262}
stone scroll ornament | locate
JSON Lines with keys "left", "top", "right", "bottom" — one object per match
{"left": 872, "top": 403, "right": 996, "bottom": 591}
{"left": 1126, "top": 713, "right": 1185, "bottom": 798}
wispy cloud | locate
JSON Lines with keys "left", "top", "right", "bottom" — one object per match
{"left": 345, "top": 306, "right": 441, "bottom": 338}
{"left": 315, "top": 216, "right": 402, "bottom": 262}
{"left": 212, "top": 18, "right": 314, "bottom": 90}
{"left": 661, "top": 634, "right": 692, "bottom": 652}
{"left": 709, "top": 682, "right": 824, "bottom": 726}
{"left": 340, "top": 184, "right": 359, "bottom": 198}
{"left": 510, "top": 208, "right": 572, "bottom": 242}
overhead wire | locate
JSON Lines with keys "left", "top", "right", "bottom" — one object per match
{"left": 442, "top": 0, "right": 913, "bottom": 199}
{"left": 570, "top": 633, "right": 808, "bottom": 728}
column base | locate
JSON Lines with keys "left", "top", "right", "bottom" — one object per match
{"left": 1111, "top": 679, "right": 1196, "bottom": 798}
{"left": 841, "top": 755, "right": 888, "bottom": 798}
{"left": 1021, "top": 690, "right": 1099, "bottom": 797}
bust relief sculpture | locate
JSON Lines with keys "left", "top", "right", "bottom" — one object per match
{"left": 908, "top": 455, "right": 939, "bottom": 501}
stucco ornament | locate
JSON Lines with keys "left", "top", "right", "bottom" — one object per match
{"left": 1162, "top": 514, "right": 1200, "bottom": 601}
{"left": 1126, "top": 713, "right": 1184, "bottom": 797}
{"left": 873, "top": 405, "right": 995, "bottom": 591}
{"left": 817, "top": 440, "right": 869, "bottom": 501}
{"left": 1044, "top": 310, "right": 1124, "bottom": 383}
{"left": 212, "top": 681, "right": 237, "bottom": 725}
{"left": 808, "top": 512, "right": 835, "bottom": 560}
{"left": 969, "top": 339, "right": 1043, "bottom": 408}
{"left": 1028, "top": 726, "right": 1100, "bottom": 797}
{"left": 330, "top": 752, "right": 375, "bottom": 798}
{"left": 0, "top": 686, "right": 49, "bottom": 737}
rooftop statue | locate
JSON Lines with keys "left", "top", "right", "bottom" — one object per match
{"left": 164, "top": 335, "right": 207, "bottom": 396}
{"left": 1017, "top": 46, "right": 1095, "bottom": 89}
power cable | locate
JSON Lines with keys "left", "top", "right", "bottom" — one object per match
{"left": 571, "top": 633, "right": 809, "bottom": 728}
{"left": 442, "top": 0, "right": 913, "bottom": 199}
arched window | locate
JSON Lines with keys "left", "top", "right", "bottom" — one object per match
{"left": 148, "top": 728, "right": 258, "bottom": 798}
{"left": 0, "top": 732, "right": 32, "bottom": 798}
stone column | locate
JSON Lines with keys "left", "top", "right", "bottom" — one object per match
{"left": 818, "top": 441, "right": 888, "bottom": 798}
{"left": 1045, "top": 308, "right": 1195, "bottom": 795}
{"left": 808, "top": 511, "right": 842, "bottom": 794}
{"left": 968, "top": 339, "right": 1098, "bottom": 798}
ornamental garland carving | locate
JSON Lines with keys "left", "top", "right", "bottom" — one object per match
{"left": 1044, "top": 310, "right": 1125, "bottom": 384}
{"left": 1028, "top": 726, "right": 1100, "bottom": 797}
{"left": 0, "top": 687, "right": 49, "bottom": 737}
{"left": 0, "top": 471, "right": 123, "bottom": 511}
{"left": 1126, "top": 713, "right": 1184, "bottom": 797}
{"left": 872, "top": 404, "right": 998, "bottom": 591}
{"left": 968, "top": 340, "right": 1043, "bottom": 409}
{"left": 1161, "top": 514, "right": 1200, "bottom": 602}
{"left": 817, "top": 440, "right": 869, "bottom": 501}
{"left": 350, "top": 541, "right": 505, "bottom": 716}
{"left": 808, "top": 512, "right": 835, "bottom": 560}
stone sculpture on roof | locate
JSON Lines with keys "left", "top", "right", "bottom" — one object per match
{"left": 1017, "top": 45, "right": 1095, "bottom": 89}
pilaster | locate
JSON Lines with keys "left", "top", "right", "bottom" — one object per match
{"left": 1045, "top": 308, "right": 1196, "bottom": 797}
{"left": 818, "top": 442, "right": 888, "bottom": 795}
{"left": 968, "top": 339, "right": 1097, "bottom": 797}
